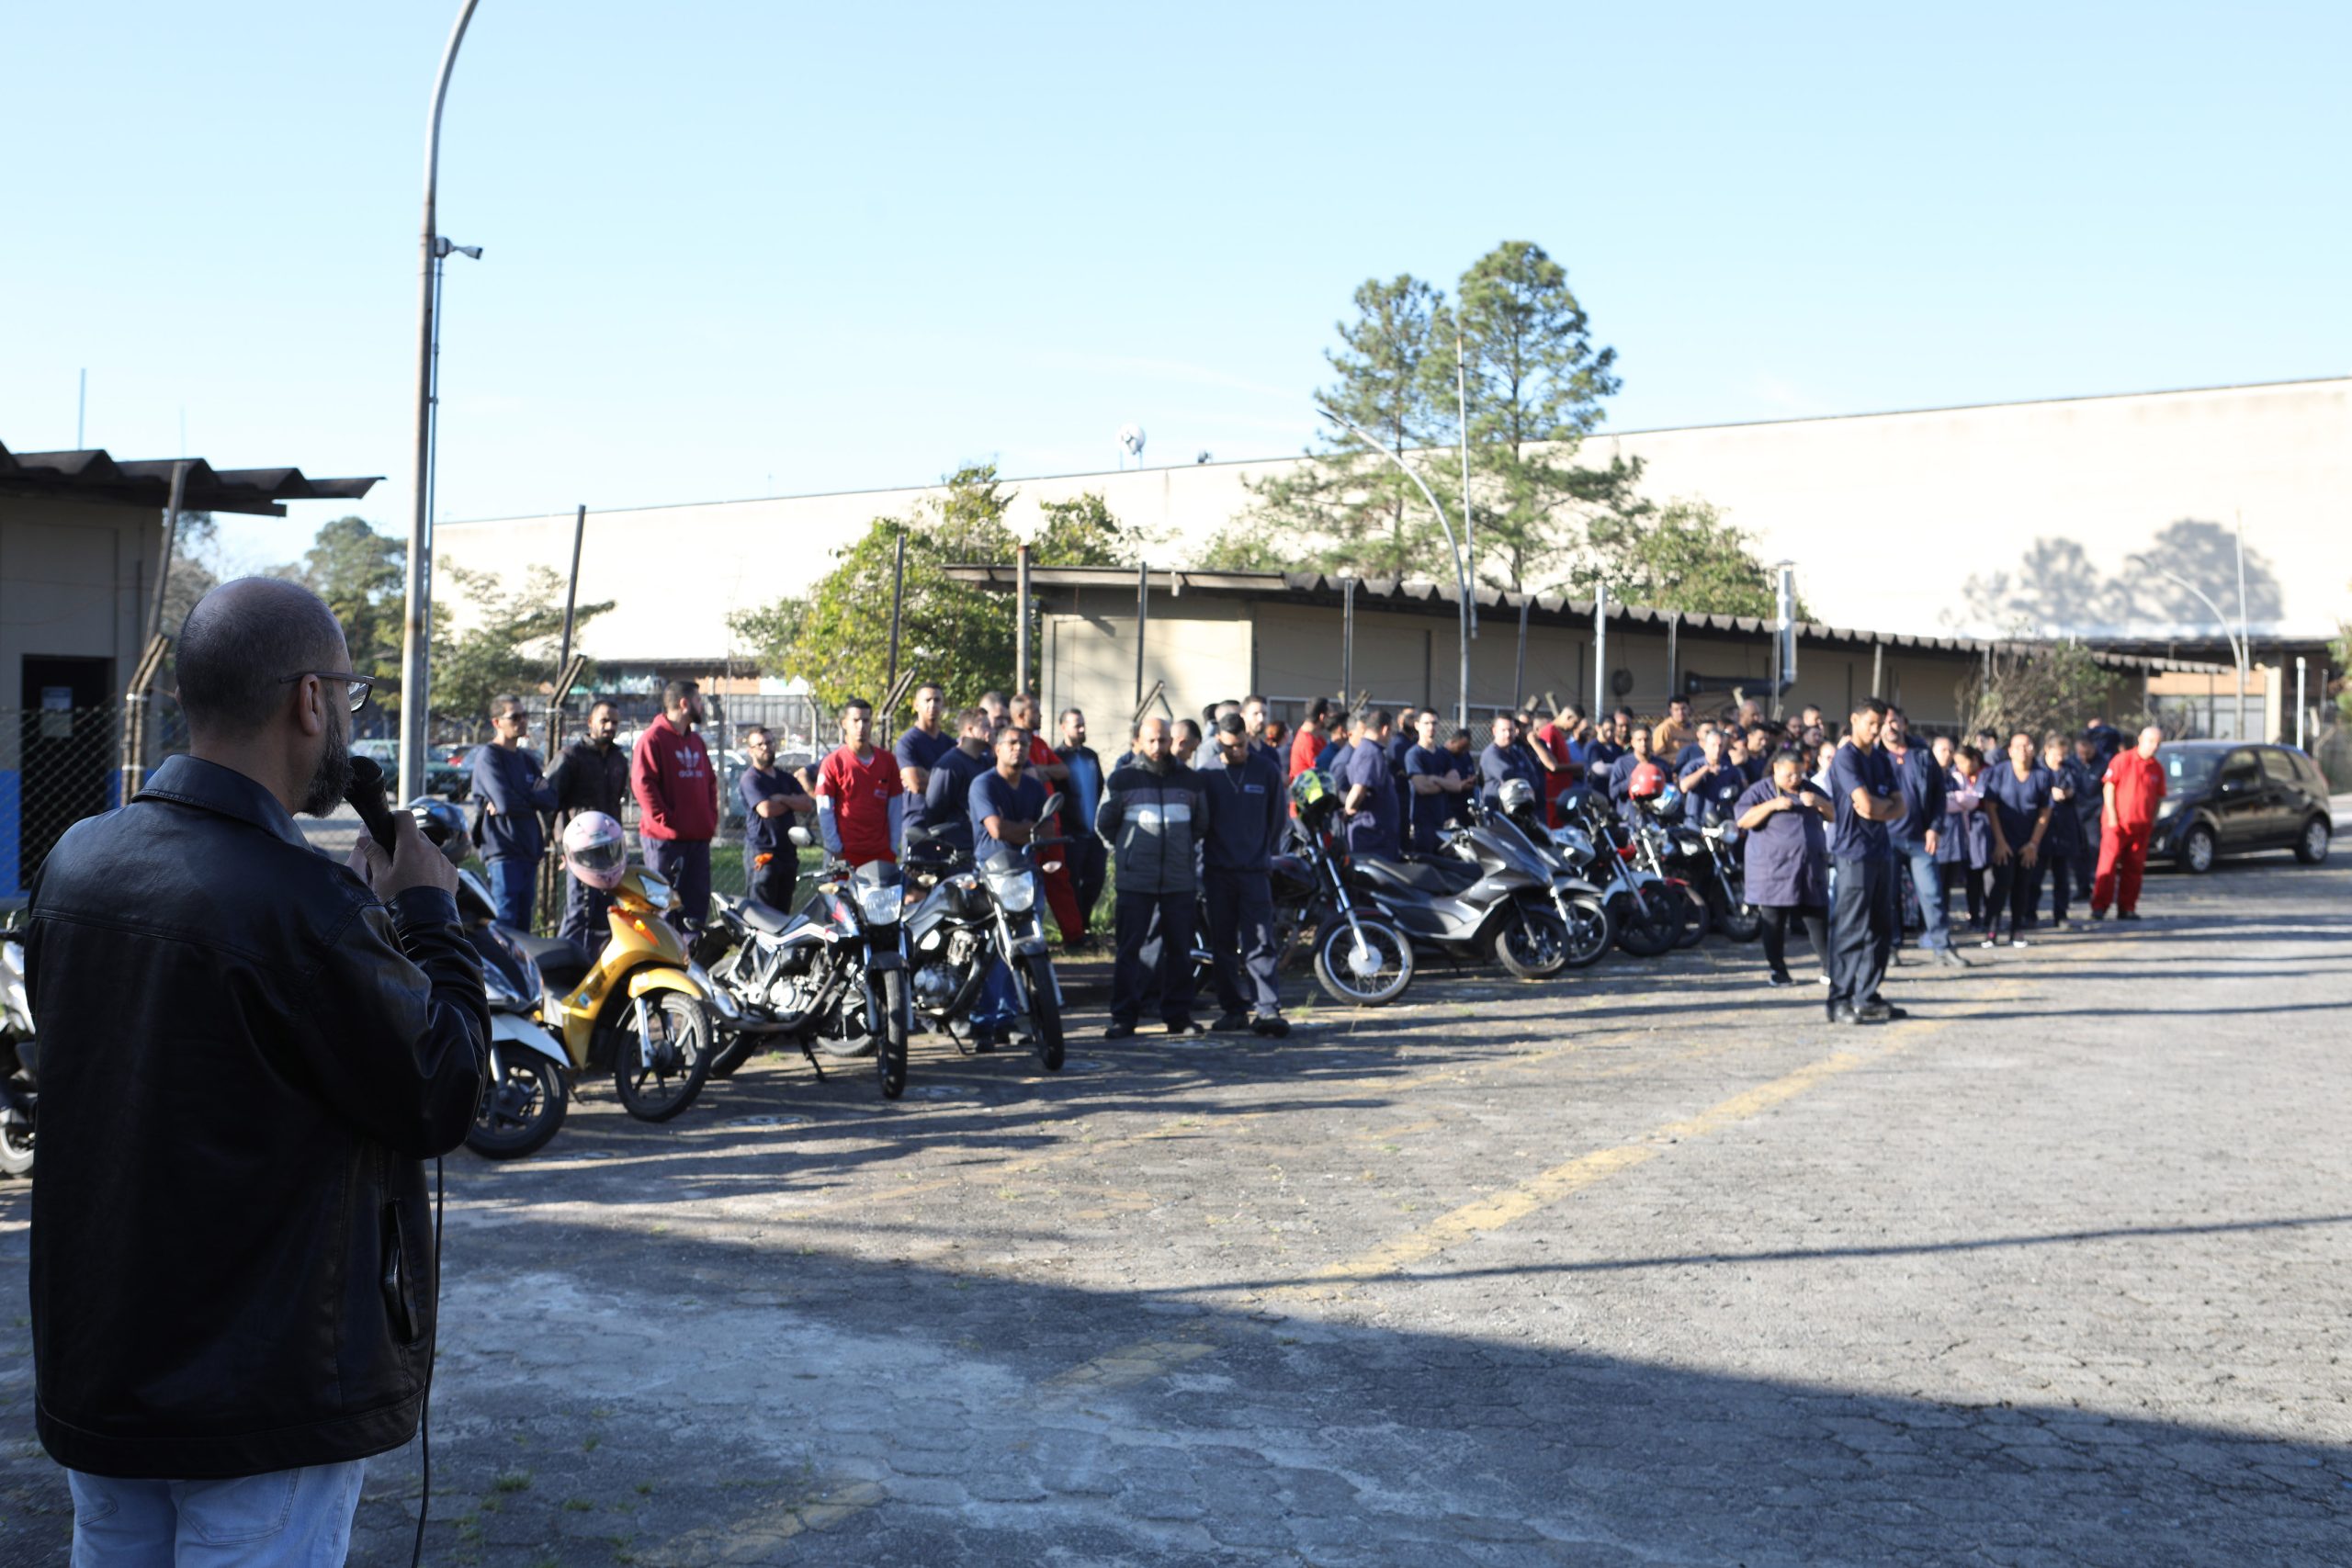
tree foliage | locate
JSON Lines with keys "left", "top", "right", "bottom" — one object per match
{"left": 1586, "top": 500, "right": 1803, "bottom": 621}
{"left": 290, "top": 515, "right": 407, "bottom": 705}
{"left": 1962, "top": 638, "right": 2138, "bottom": 743}
{"left": 430, "top": 562, "right": 612, "bottom": 736}
{"left": 1225, "top": 276, "right": 1450, "bottom": 580}
{"left": 730, "top": 467, "right": 1136, "bottom": 713}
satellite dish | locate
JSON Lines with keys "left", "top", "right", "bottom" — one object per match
{"left": 1118, "top": 423, "right": 1147, "bottom": 463}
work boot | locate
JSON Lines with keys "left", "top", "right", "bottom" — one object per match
{"left": 1931, "top": 949, "right": 1970, "bottom": 969}
{"left": 1209, "top": 1012, "right": 1252, "bottom": 1033}
{"left": 1250, "top": 1014, "right": 1290, "bottom": 1038}
{"left": 1103, "top": 1021, "right": 1136, "bottom": 1041}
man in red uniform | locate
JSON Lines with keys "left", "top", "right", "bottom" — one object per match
{"left": 631, "top": 678, "right": 718, "bottom": 929}
{"left": 1289, "top": 699, "right": 1332, "bottom": 783}
{"left": 1010, "top": 692, "right": 1086, "bottom": 946}
{"left": 815, "top": 697, "right": 905, "bottom": 868}
{"left": 2092, "top": 724, "right": 2167, "bottom": 921}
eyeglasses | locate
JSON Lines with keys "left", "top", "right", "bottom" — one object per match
{"left": 280, "top": 671, "right": 374, "bottom": 713}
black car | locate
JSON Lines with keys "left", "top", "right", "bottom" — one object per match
{"left": 2153, "top": 741, "right": 2333, "bottom": 873}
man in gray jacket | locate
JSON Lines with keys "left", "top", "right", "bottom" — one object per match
{"left": 1097, "top": 715, "right": 1207, "bottom": 1039}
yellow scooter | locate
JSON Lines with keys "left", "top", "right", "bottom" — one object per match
{"left": 520, "top": 867, "right": 721, "bottom": 1122}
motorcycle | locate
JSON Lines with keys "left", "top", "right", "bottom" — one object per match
{"left": 1, "top": 927, "right": 37, "bottom": 1178}
{"left": 1467, "top": 780, "right": 1615, "bottom": 969}
{"left": 1283, "top": 773, "right": 1417, "bottom": 1006}
{"left": 517, "top": 865, "right": 719, "bottom": 1121}
{"left": 900, "top": 792, "right": 1068, "bottom": 1071}
{"left": 696, "top": 826, "right": 912, "bottom": 1100}
{"left": 450, "top": 866, "right": 574, "bottom": 1160}
{"left": 1565, "top": 790, "right": 1686, "bottom": 958}
{"left": 1620, "top": 796, "right": 1713, "bottom": 950}
{"left": 1341, "top": 786, "right": 1573, "bottom": 981}
{"left": 1650, "top": 811, "right": 1761, "bottom": 942}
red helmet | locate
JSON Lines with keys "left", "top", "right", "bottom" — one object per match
{"left": 1626, "top": 760, "right": 1668, "bottom": 800}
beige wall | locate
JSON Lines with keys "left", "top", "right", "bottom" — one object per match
{"left": 437, "top": 378, "right": 2351, "bottom": 664}
{"left": 0, "top": 497, "right": 155, "bottom": 766}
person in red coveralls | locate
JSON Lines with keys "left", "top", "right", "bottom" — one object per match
{"left": 815, "top": 697, "right": 906, "bottom": 869}
{"left": 631, "top": 678, "right": 718, "bottom": 930}
{"left": 1008, "top": 692, "right": 1088, "bottom": 945}
{"left": 2092, "top": 724, "right": 2167, "bottom": 921}
{"left": 1289, "top": 698, "right": 1333, "bottom": 783}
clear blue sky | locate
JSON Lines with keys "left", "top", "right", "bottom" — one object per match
{"left": 6, "top": 2, "right": 2346, "bottom": 570}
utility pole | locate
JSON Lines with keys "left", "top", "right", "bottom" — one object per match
{"left": 396, "top": 0, "right": 483, "bottom": 803}
{"left": 1319, "top": 406, "right": 1472, "bottom": 730}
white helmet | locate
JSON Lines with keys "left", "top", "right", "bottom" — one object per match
{"left": 562, "top": 811, "right": 628, "bottom": 891}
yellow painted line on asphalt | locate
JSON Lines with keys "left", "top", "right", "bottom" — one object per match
{"left": 1043, "top": 1337, "right": 1221, "bottom": 1393}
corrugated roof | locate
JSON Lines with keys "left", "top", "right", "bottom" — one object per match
{"left": 944, "top": 564, "right": 2234, "bottom": 677}
{"left": 0, "top": 442, "right": 379, "bottom": 517}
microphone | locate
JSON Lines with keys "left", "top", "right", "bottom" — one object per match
{"left": 345, "top": 754, "right": 401, "bottom": 853}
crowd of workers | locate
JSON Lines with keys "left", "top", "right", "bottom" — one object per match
{"left": 461, "top": 678, "right": 2172, "bottom": 1033}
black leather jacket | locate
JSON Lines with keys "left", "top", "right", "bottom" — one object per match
{"left": 26, "top": 755, "right": 489, "bottom": 1479}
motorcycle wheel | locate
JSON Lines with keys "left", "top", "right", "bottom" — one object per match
{"left": 1023, "top": 954, "right": 1065, "bottom": 1071}
{"left": 1613, "top": 889, "right": 1677, "bottom": 958}
{"left": 614, "top": 992, "right": 714, "bottom": 1122}
{"left": 1671, "top": 885, "right": 1710, "bottom": 948}
{"left": 1312, "top": 917, "right": 1414, "bottom": 1007}
{"left": 1494, "top": 908, "right": 1570, "bottom": 980}
{"left": 1712, "top": 886, "right": 1763, "bottom": 942}
{"left": 877, "top": 970, "right": 910, "bottom": 1100}
{"left": 1558, "top": 896, "right": 1613, "bottom": 968}
{"left": 0, "top": 1111, "right": 32, "bottom": 1178}
{"left": 466, "top": 1051, "right": 568, "bottom": 1160}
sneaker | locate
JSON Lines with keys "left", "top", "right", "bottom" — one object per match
{"left": 1767, "top": 971, "right": 1796, "bottom": 988}
{"left": 2005, "top": 936, "right": 2029, "bottom": 948}
{"left": 1816, "top": 972, "right": 1833, "bottom": 986}
{"left": 1250, "top": 1014, "right": 1291, "bottom": 1038}
{"left": 1208, "top": 1012, "right": 1253, "bottom": 1033}
{"left": 2049, "top": 918, "right": 2070, "bottom": 931}
{"left": 1163, "top": 1018, "right": 1203, "bottom": 1036}
{"left": 2119, "top": 910, "right": 2143, "bottom": 921}
{"left": 1857, "top": 999, "right": 1909, "bottom": 1022}
{"left": 1830, "top": 1002, "right": 1870, "bottom": 1024}
{"left": 1932, "top": 949, "right": 1971, "bottom": 969}
{"left": 1103, "top": 1022, "right": 1136, "bottom": 1041}
{"left": 1980, "top": 935, "right": 1999, "bottom": 950}
{"left": 2090, "top": 908, "right": 2109, "bottom": 922}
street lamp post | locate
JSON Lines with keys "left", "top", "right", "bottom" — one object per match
{"left": 1318, "top": 406, "right": 1473, "bottom": 730}
{"left": 2133, "top": 556, "right": 2250, "bottom": 739}
{"left": 397, "top": 0, "right": 483, "bottom": 804}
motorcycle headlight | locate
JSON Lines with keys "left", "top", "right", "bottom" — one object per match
{"left": 856, "top": 882, "right": 903, "bottom": 925}
{"left": 989, "top": 866, "right": 1038, "bottom": 913}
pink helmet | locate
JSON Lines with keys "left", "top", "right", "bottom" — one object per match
{"left": 562, "top": 811, "right": 629, "bottom": 890}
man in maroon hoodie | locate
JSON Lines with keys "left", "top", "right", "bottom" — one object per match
{"left": 631, "top": 679, "right": 718, "bottom": 929}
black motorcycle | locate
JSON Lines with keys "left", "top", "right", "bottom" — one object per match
{"left": 1, "top": 927, "right": 36, "bottom": 1179}
{"left": 1649, "top": 809, "right": 1761, "bottom": 942}
{"left": 699, "top": 826, "right": 913, "bottom": 1100}
{"left": 900, "top": 795, "right": 1067, "bottom": 1071}
{"left": 1282, "top": 773, "right": 1417, "bottom": 1005}
{"left": 1566, "top": 791, "right": 1689, "bottom": 958}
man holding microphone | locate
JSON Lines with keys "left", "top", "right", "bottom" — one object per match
{"left": 27, "top": 578, "right": 488, "bottom": 1562}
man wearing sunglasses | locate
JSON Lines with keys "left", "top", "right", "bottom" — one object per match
{"left": 23, "top": 577, "right": 487, "bottom": 1562}
{"left": 471, "top": 694, "right": 560, "bottom": 931}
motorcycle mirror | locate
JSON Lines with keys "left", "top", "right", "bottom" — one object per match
{"left": 787, "top": 826, "right": 812, "bottom": 847}
{"left": 1039, "top": 792, "right": 1065, "bottom": 822}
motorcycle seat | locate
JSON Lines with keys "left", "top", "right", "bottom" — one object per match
{"left": 741, "top": 898, "right": 799, "bottom": 935}
{"left": 512, "top": 934, "right": 593, "bottom": 990}
{"left": 1354, "top": 855, "right": 1480, "bottom": 897}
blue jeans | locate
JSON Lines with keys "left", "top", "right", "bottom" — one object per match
{"left": 69, "top": 1460, "right": 366, "bottom": 1566}
{"left": 486, "top": 855, "right": 536, "bottom": 931}
{"left": 1896, "top": 841, "right": 1951, "bottom": 951}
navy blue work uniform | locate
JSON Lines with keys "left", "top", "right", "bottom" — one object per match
{"left": 969, "top": 769, "right": 1046, "bottom": 863}
{"left": 1057, "top": 742, "right": 1109, "bottom": 931}
{"left": 1884, "top": 742, "right": 1952, "bottom": 953}
{"left": 1478, "top": 741, "right": 1541, "bottom": 813}
{"left": 1341, "top": 740, "right": 1402, "bottom": 858}
{"left": 1983, "top": 761, "right": 2055, "bottom": 936}
{"left": 470, "top": 743, "right": 557, "bottom": 931}
{"left": 1605, "top": 750, "right": 1654, "bottom": 820}
{"left": 1825, "top": 739, "right": 1901, "bottom": 1017}
{"left": 893, "top": 725, "right": 957, "bottom": 834}
{"left": 1736, "top": 774, "right": 1831, "bottom": 982}
{"left": 1201, "top": 748, "right": 1288, "bottom": 1021}
{"left": 1405, "top": 742, "right": 1470, "bottom": 852}
{"left": 738, "top": 763, "right": 807, "bottom": 910}
{"left": 1679, "top": 755, "right": 1747, "bottom": 829}
{"left": 922, "top": 745, "right": 991, "bottom": 854}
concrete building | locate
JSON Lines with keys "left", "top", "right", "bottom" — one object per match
{"left": 947, "top": 566, "right": 2224, "bottom": 745}
{"left": 0, "top": 442, "right": 377, "bottom": 896}
{"left": 436, "top": 377, "right": 2350, "bottom": 696}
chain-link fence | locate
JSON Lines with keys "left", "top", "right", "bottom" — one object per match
{"left": 0, "top": 701, "right": 190, "bottom": 900}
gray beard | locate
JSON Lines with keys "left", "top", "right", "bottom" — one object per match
{"left": 299, "top": 717, "right": 353, "bottom": 818}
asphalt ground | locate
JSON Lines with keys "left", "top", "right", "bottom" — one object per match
{"left": 2, "top": 848, "right": 2347, "bottom": 1566}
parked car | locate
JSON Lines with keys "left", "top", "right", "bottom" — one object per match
{"left": 2153, "top": 741, "right": 2333, "bottom": 873}
{"left": 353, "top": 738, "right": 472, "bottom": 802}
